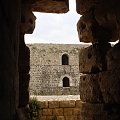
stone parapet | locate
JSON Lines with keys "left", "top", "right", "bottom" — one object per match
{"left": 33, "top": 100, "right": 120, "bottom": 120}
{"left": 37, "top": 100, "right": 81, "bottom": 120}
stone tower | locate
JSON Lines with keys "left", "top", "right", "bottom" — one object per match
{"left": 28, "top": 44, "right": 88, "bottom": 95}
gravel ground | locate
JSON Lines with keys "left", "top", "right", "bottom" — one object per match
{"left": 30, "top": 95, "right": 80, "bottom": 101}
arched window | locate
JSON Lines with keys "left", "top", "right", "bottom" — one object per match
{"left": 62, "top": 54, "right": 69, "bottom": 65}
{"left": 63, "top": 77, "right": 70, "bottom": 87}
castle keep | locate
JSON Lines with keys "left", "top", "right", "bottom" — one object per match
{"left": 28, "top": 44, "right": 88, "bottom": 95}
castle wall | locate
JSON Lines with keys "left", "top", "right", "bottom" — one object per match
{"left": 27, "top": 44, "right": 88, "bottom": 95}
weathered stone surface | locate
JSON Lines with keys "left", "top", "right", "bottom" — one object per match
{"left": 77, "top": 12, "right": 96, "bottom": 43}
{"left": 39, "top": 100, "right": 82, "bottom": 119}
{"left": 77, "top": 12, "right": 117, "bottom": 43}
{"left": 65, "top": 116, "right": 77, "bottom": 120}
{"left": 107, "top": 42, "right": 120, "bottom": 70}
{"left": 79, "top": 102, "right": 120, "bottom": 120}
{"left": 53, "top": 108, "right": 63, "bottom": 116}
{"left": 80, "top": 74, "right": 102, "bottom": 103}
{"left": 19, "top": 35, "right": 30, "bottom": 107}
{"left": 80, "top": 70, "right": 120, "bottom": 103}
{"left": 79, "top": 44, "right": 111, "bottom": 73}
{"left": 42, "top": 109, "right": 53, "bottom": 116}
{"left": 0, "top": 0, "right": 20, "bottom": 119}
{"left": 28, "top": 44, "right": 88, "bottom": 95}
{"left": 19, "top": 36, "right": 30, "bottom": 73}
{"left": 40, "top": 116, "right": 47, "bottom": 120}
{"left": 73, "top": 108, "right": 80, "bottom": 115}
{"left": 76, "top": 0, "right": 103, "bottom": 15}
{"left": 2, "top": 0, "right": 120, "bottom": 119}
{"left": 60, "top": 100, "right": 75, "bottom": 108}
{"left": 76, "top": 1, "right": 120, "bottom": 119}
{"left": 57, "top": 116, "right": 65, "bottom": 120}
{"left": 76, "top": 0, "right": 120, "bottom": 18}
{"left": 76, "top": 100, "right": 81, "bottom": 108}
{"left": 46, "top": 116, "right": 54, "bottom": 120}
{"left": 49, "top": 101, "right": 59, "bottom": 108}
{"left": 20, "top": 7, "right": 36, "bottom": 34}
{"left": 77, "top": 0, "right": 120, "bottom": 43}
{"left": 64, "top": 108, "right": 73, "bottom": 115}
{"left": 94, "top": 1, "right": 120, "bottom": 42}
{"left": 31, "top": 0, "right": 69, "bottom": 13}
{"left": 99, "top": 71, "right": 120, "bottom": 104}
{"left": 40, "top": 101, "right": 48, "bottom": 108}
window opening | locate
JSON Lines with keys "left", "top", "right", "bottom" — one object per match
{"left": 63, "top": 77, "right": 70, "bottom": 87}
{"left": 62, "top": 54, "right": 69, "bottom": 65}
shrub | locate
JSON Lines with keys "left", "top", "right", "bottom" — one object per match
{"left": 29, "top": 97, "right": 41, "bottom": 120}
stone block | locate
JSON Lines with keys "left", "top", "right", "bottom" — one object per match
{"left": 107, "top": 42, "right": 120, "bottom": 70}
{"left": 60, "top": 100, "right": 75, "bottom": 108}
{"left": 79, "top": 102, "right": 120, "bottom": 120}
{"left": 53, "top": 108, "right": 63, "bottom": 116}
{"left": 80, "top": 74, "right": 102, "bottom": 103}
{"left": 73, "top": 108, "right": 80, "bottom": 115}
{"left": 80, "top": 102, "right": 104, "bottom": 114}
{"left": 99, "top": 70, "right": 120, "bottom": 104}
{"left": 64, "top": 108, "right": 73, "bottom": 115}
{"left": 49, "top": 101, "right": 59, "bottom": 108}
{"left": 46, "top": 116, "right": 54, "bottom": 120}
{"left": 75, "top": 100, "right": 81, "bottom": 108}
{"left": 65, "top": 116, "right": 77, "bottom": 120}
{"left": 40, "top": 116, "right": 46, "bottom": 120}
{"left": 80, "top": 70, "right": 120, "bottom": 103}
{"left": 57, "top": 116, "right": 65, "bottom": 120}
{"left": 31, "top": 0, "right": 69, "bottom": 13}
{"left": 42, "top": 109, "right": 53, "bottom": 116}
{"left": 79, "top": 44, "right": 111, "bottom": 73}
{"left": 40, "top": 101, "right": 48, "bottom": 108}
{"left": 76, "top": 0, "right": 104, "bottom": 14}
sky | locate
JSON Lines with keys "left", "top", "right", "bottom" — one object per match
{"left": 25, "top": 0, "right": 81, "bottom": 44}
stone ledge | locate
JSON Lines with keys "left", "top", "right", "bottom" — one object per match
{"left": 31, "top": 0, "right": 69, "bottom": 13}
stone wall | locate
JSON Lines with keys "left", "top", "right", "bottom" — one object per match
{"left": 79, "top": 43, "right": 120, "bottom": 119}
{"left": 27, "top": 44, "right": 89, "bottom": 95}
{"left": 76, "top": 0, "right": 120, "bottom": 119}
{"left": 38, "top": 100, "right": 81, "bottom": 120}
{"left": 0, "top": 0, "right": 20, "bottom": 119}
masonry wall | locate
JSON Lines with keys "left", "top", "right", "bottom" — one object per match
{"left": 27, "top": 44, "right": 89, "bottom": 95}
{"left": 0, "top": 0, "right": 20, "bottom": 119}
{"left": 38, "top": 100, "right": 81, "bottom": 120}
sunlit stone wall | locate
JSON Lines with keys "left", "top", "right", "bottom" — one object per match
{"left": 27, "top": 44, "right": 88, "bottom": 95}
